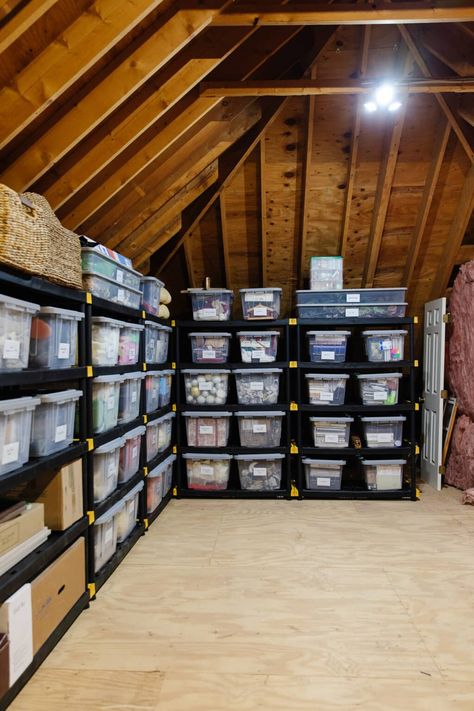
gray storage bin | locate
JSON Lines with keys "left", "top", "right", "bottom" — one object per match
{"left": 182, "top": 369, "right": 230, "bottom": 405}
{"left": 362, "top": 459, "right": 406, "bottom": 490}
{"left": 183, "top": 411, "right": 232, "bottom": 447}
{"left": 357, "top": 373, "right": 402, "bottom": 406}
{"left": 363, "top": 330, "right": 407, "bottom": 362}
{"left": 29, "top": 306, "right": 83, "bottom": 369}
{"left": 310, "top": 416, "right": 353, "bottom": 448}
{"left": 235, "top": 453, "right": 284, "bottom": 491}
{"left": 236, "top": 411, "right": 284, "bottom": 448}
{"left": 234, "top": 368, "right": 281, "bottom": 405}
{"left": 305, "top": 373, "right": 349, "bottom": 405}
{"left": 297, "top": 303, "right": 407, "bottom": 319}
{"left": 0, "top": 396, "right": 39, "bottom": 475}
{"left": 306, "top": 330, "right": 350, "bottom": 363}
{"left": 240, "top": 288, "right": 281, "bottom": 320}
{"left": 296, "top": 287, "right": 407, "bottom": 305}
{"left": 302, "top": 458, "right": 346, "bottom": 490}
{"left": 0, "top": 294, "right": 39, "bottom": 371}
{"left": 184, "top": 288, "right": 233, "bottom": 321}
{"left": 30, "top": 389, "right": 82, "bottom": 457}
{"left": 360, "top": 416, "right": 406, "bottom": 448}
{"left": 183, "top": 453, "right": 231, "bottom": 490}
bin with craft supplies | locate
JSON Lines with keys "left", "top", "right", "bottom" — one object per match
{"left": 184, "top": 288, "right": 233, "bottom": 321}
{"left": 237, "top": 330, "right": 280, "bottom": 363}
{"left": 362, "top": 459, "right": 406, "bottom": 491}
{"left": 360, "top": 416, "right": 406, "bottom": 448}
{"left": 83, "top": 271, "right": 142, "bottom": 310}
{"left": 116, "top": 481, "right": 144, "bottom": 542}
{"left": 356, "top": 372, "right": 402, "bottom": 406}
{"left": 0, "top": 396, "right": 39, "bottom": 475}
{"left": 92, "top": 436, "right": 124, "bottom": 503}
{"left": 118, "top": 372, "right": 145, "bottom": 424}
{"left": 182, "top": 369, "right": 230, "bottom": 405}
{"left": 302, "top": 458, "right": 346, "bottom": 491}
{"left": 140, "top": 276, "right": 164, "bottom": 316}
{"left": 234, "top": 368, "right": 282, "bottom": 405}
{"left": 189, "top": 332, "right": 231, "bottom": 364}
{"left": 310, "top": 416, "right": 353, "bottom": 448}
{"left": 29, "top": 306, "right": 83, "bottom": 369}
{"left": 236, "top": 411, "right": 284, "bottom": 448}
{"left": 82, "top": 247, "right": 141, "bottom": 291}
{"left": 183, "top": 453, "right": 231, "bottom": 491}
{"left": 162, "top": 453, "right": 175, "bottom": 496}
{"left": 296, "top": 302, "right": 408, "bottom": 319}
{"left": 0, "top": 294, "right": 39, "bottom": 370}
{"left": 93, "top": 500, "right": 124, "bottom": 573}
{"left": 305, "top": 373, "right": 349, "bottom": 405}
{"left": 118, "top": 322, "right": 143, "bottom": 366}
{"left": 144, "top": 321, "right": 171, "bottom": 364}
{"left": 92, "top": 374, "right": 124, "bottom": 433}
{"left": 183, "top": 411, "right": 232, "bottom": 447}
{"left": 310, "top": 256, "right": 343, "bottom": 291}
{"left": 30, "top": 389, "right": 82, "bottom": 457}
{"left": 240, "top": 288, "right": 282, "bottom": 320}
{"left": 362, "top": 330, "right": 408, "bottom": 362}
{"left": 119, "top": 425, "right": 144, "bottom": 484}
{"left": 146, "top": 412, "right": 175, "bottom": 461}
{"left": 147, "top": 462, "right": 164, "bottom": 513}
{"left": 91, "top": 316, "right": 122, "bottom": 366}
{"left": 306, "top": 330, "right": 350, "bottom": 363}
{"left": 235, "top": 453, "right": 284, "bottom": 491}
{"left": 158, "top": 369, "right": 174, "bottom": 408}
{"left": 145, "top": 370, "right": 173, "bottom": 412}
{"left": 296, "top": 287, "right": 407, "bottom": 305}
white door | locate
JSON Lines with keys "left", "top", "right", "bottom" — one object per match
{"left": 421, "top": 298, "right": 447, "bottom": 490}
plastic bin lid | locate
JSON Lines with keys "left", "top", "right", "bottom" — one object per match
{"left": 91, "top": 316, "right": 123, "bottom": 326}
{"left": 296, "top": 287, "right": 406, "bottom": 293}
{"left": 147, "top": 412, "right": 176, "bottom": 425}
{"left": 182, "top": 411, "right": 232, "bottom": 418}
{"left": 360, "top": 416, "right": 406, "bottom": 422}
{"left": 121, "top": 480, "right": 145, "bottom": 501}
{"left": 362, "top": 330, "right": 408, "bottom": 336}
{"left": 236, "top": 331, "right": 280, "bottom": 337}
{"left": 356, "top": 372, "right": 403, "bottom": 380}
{"left": 235, "top": 410, "right": 285, "bottom": 417}
{"left": 239, "top": 287, "right": 282, "bottom": 293}
{"left": 146, "top": 369, "right": 175, "bottom": 376}
{"left": 144, "top": 321, "right": 172, "bottom": 332}
{"left": 141, "top": 276, "right": 164, "bottom": 286}
{"left": 37, "top": 306, "right": 84, "bottom": 320}
{"left": 0, "top": 396, "right": 40, "bottom": 413}
{"left": 93, "top": 374, "right": 125, "bottom": 383}
{"left": 305, "top": 373, "right": 349, "bottom": 380}
{"left": 182, "top": 453, "right": 232, "bottom": 460}
{"left": 298, "top": 302, "right": 408, "bottom": 307}
{"left": 121, "top": 371, "right": 146, "bottom": 381}
{"left": 188, "top": 332, "right": 232, "bottom": 338}
{"left": 148, "top": 453, "right": 176, "bottom": 477}
{"left": 183, "top": 288, "right": 233, "bottom": 294}
{"left": 306, "top": 330, "right": 351, "bottom": 337}
{"left": 82, "top": 270, "right": 142, "bottom": 294}
{"left": 94, "top": 436, "right": 126, "bottom": 454}
{"left": 38, "top": 389, "right": 82, "bottom": 404}
{"left": 122, "top": 425, "right": 146, "bottom": 439}
{"left": 182, "top": 369, "right": 230, "bottom": 374}
{"left": 0, "top": 293, "right": 40, "bottom": 313}
{"left": 82, "top": 247, "right": 141, "bottom": 276}
{"left": 302, "top": 458, "right": 346, "bottom": 466}
{"left": 234, "top": 453, "right": 285, "bottom": 461}
{"left": 120, "top": 322, "right": 144, "bottom": 331}
{"left": 94, "top": 499, "right": 126, "bottom": 525}
{"left": 361, "top": 459, "right": 407, "bottom": 465}
{"left": 233, "top": 368, "right": 282, "bottom": 375}
{"left": 309, "top": 416, "right": 354, "bottom": 422}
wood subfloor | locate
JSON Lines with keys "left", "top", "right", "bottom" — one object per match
{"left": 11, "top": 485, "right": 474, "bottom": 711}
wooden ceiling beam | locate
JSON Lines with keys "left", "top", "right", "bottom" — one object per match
{"left": 219, "top": 192, "right": 232, "bottom": 290}
{"left": 298, "top": 66, "right": 317, "bottom": 289}
{"left": 459, "top": 96, "right": 474, "bottom": 126}
{"left": 134, "top": 217, "right": 182, "bottom": 272}
{"left": 455, "top": 243, "right": 474, "bottom": 263}
{"left": 259, "top": 138, "right": 268, "bottom": 288}
{"left": 420, "top": 25, "right": 473, "bottom": 76}
{"left": 0, "top": 0, "right": 58, "bottom": 54}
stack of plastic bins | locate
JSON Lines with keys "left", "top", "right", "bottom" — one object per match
{"left": 119, "top": 425, "right": 144, "bottom": 484}
{"left": 240, "top": 288, "right": 281, "bottom": 320}
{"left": 235, "top": 453, "right": 284, "bottom": 491}
{"left": 116, "top": 481, "right": 144, "bottom": 542}
{"left": 236, "top": 411, "right": 284, "bottom": 448}
{"left": 305, "top": 373, "right": 349, "bottom": 405}
{"left": 93, "top": 500, "right": 125, "bottom": 573}
{"left": 183, "top": 453, "right": 231, "bottom": 490}
{"left": 0, "top": 294, "right": 39, "bottom": 370}
{"left": 302, "top": 459, "right": 346, "bottom": 491}
{"left": 183, "top": 411, "right": 232, "bottom": 447}
{"left": 234, "top": 369, "right": 281, "bottom": 405}
{"left": 30, "top": 390, "right": 82, "bottom": 456}
{"left": 0, "top": 396, "right": 40, "bottom": 474}
{"left": 118, "top": 322, "right": 143, "bottom": 366}
{"left": 91, "top": 316, "right": 122, "bottom": 366}
{"left": 360, "top": 416, "right": 406, "bottom": 448}
{"left": 29, "top": 306, "right": 84, "bottom": 369}
{"left": 140, "top": 276, "right": 163, "bottom": 316}
{"left": 362, "top": 459, "right": 406, "bottom": 491}
{"left": 188, "top": 332, "right": 231, "bottom": 364}
{"left": 92, "top": 375, "right": 124, "bottom": 434}
{"left": 184, "top": 288, "right": 233, "bottom": 321}
{"left": 310, "top": 416, "right": 353, "bottom": 448}
{"left": 144, "top": 322, "right": 171, "bottom": 364}
{"left": 92, "top": 437, "right": 124, "bottom": 503}
{"left": 118, "top": 372, "right": 145, "bottom": 424}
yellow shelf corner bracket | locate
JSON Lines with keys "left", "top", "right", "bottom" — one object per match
{"left": 87, "top": 510, "right": 95, "bottom": 525}
{"left": 289, "top": 361, "right": 298, "bottom": 369}
{"left": 290, "top": 402, "right": 298, "bottom": 411}
{"left": 88, "top": 583, "right": 96, "bottom": 599}
{"left": 86, "top": 292, "right": 93, "bottom": 305}
{"left": 290, "top": 484, "right": 299, "bottom": 498}
{"left": 87, "top": 438, "right": 94, "bottom": 452}
{"left": 289, "top": 318, "right": 297, "bottom": 326}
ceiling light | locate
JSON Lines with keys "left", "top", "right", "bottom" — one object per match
{"left": 374, "top": 82, "right": 395, "bottom": 107}
{"left": 388, "top": 100, "right": 402, "bottom": 112}
{"left": 364, "top": 101, "right": 377, "bottom": 113}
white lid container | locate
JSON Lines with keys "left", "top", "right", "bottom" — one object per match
{"left": 29, "top": 305, "right": 84, "bottom": 370}
{"left": 235, "top": 452, "right": 284, "bottom": 491}
{"left": 0, "top": 396, "right": 40, "bottom": 475}
{"left": 119, "top": 425, "right": 145, "bottom": 484}
{"left": 362, "top": 330, "right": 408, "bottom": 363}
{"left": 94, "top": 499, "right": 125, "bottom": 573}
{"left": 182, "top": 411, "right": 232, "bottom": 447}
{"left": 362, "top": 459, "right": 406, "bottom": 491}
{"left": 91, "top": 316, "right": 122, "bottom": 366}
{"left": 184, "top": 288, "right": 234, "bottom": 321}
{"left": 182, "top": 369, "right": 230, "bottom": 405}
{"left": 140, "top": 276, "right": 164, "bottom": 316}
{"left": 118, "top": 371, "right": 146, "bottom": 424}
{"left": 92, "top": 374, "right": 124, "bottom": 433}
{"left": 93, "top": 436, "right": 125, "bottom": 503}
{"left": 235, "top": 411, "right": 284, "bottom": 448}
{"left": 240, "top": 288, "right": 282, "bottom": 320}
{"left": 30, "top": 389, "right": 82, "bottom": 457}
{"left": 183, "top": 452, "right": 232, "bottom": 490}
{"left": 236, "top": 331, "right": 280, "bottom": 363}
{"left": 116, "top": 481, "right": 144, "bottom": 542}
{"left": 0, "top": 293, "right": 40, "bottom": 370}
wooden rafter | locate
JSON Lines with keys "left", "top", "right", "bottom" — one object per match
{"left": 0, "top": 0, "right": 58, "bottom": 54}
{"left": 421, "top": 25, "right": 473, "bottom": 76}
{"left": 298, "top": 66, "right": 317, "bottom": 289}
{"left": 259, "top": 137, "right": 269, "bottom": 287}
{"left": 455, "top": 244, "right": 474, "bottom": 263}
{"left": 219, "top": 191, "right": 232, "bottom": 289}
{"left": 134, "top": 217, "right": 182, "bottom": 272}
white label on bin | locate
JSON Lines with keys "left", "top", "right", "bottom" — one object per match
{"left": 251, "top": 349, "right": 266, "bottom": 360}
{"left": 199, "top": 308, "right": 217, "bottom": 318}
{"left": 2, "top": 441, "right": 19, "bottom": 465}
{"left": 199, "top": 425, "right": 214, "bottom": 435}
{"left": 202, "top": 349, "right": 216, "bottom": 359}
{"left": 55, "top": 424, "right": 67, "bottom": 442}
{"left": 373, "top": 391, "right": 388, "bottom": 401}
{"left": 320, "top": 392, "right": 334, "bottom": 401}
{"left": 131, "top": 390, "right": 137, "bottom": 404}
{"left": 381, "top": 340, "right": 393, "bottom": 351}
{"left": 250, "top": 381, "right": 264, "bottom": 391}
{"left": 132, "top": 445, "right": 138, "bottom": 460}
{"left": 117, "top": 288, "right": 125, "bottom": 302}
{"left": 245, "top": 293, "right": 273, "bottom": 302}
{"left": 345, "top": 307, "right": 359, "bottom": 317}
{"left": 316, "top": 477, "right": 331, "bottom": 487}
{"left": 377, "top": 433, "right": 394, "bottom": 443}
{"left": 107, "top": 460, "right": 116, "bottom": 478}
{"left": 253, "top": 423, "right": 267, "bottom": 433}
{"left": 199, "top": 465, "right": 214, "bottom": 477}
{"left": 321, "top": 351, "right": 335, "bottom": 361}
{"left": 106, "top": 343, "right": 116, "bottom": 359}
{"left": 197, "top": 380, "right": 212, "bottom": 391}
{"left": 325, "top": 433, "right": 339, "bottom": 444}
{"left": 116, "top": 270, "right": 124, "bottom": 283}
{"left": 253, "top": 306, "right": 269, "bottom": 317}
{"left": 346, "top": 294, "right": 360, "bottom": 303}
{"left": 104, "top": 525, "right": 114, "bottom": 544}
{"left": 58, "top": 342, "right": 70, "bottom": 359}
{"left": 129, "top": 345, "right": 137, "bottom": 359}
{"left": 253, "top": 467, "right": 267, "bottom": 477}
{"left": 3, "top": 339, "right": 20, "bottom": 359}
{"left": 107, "top": 396, "right": 115, "bottom": 410}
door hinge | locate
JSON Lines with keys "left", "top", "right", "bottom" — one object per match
{"left": 443, "top": 313, "right": 451, "bottom": 324}
{"left": 439, "top": 465, "right": 446, "bottom": 475}
{"left": 441, "top": 390, "right": 448, "bottom": 400}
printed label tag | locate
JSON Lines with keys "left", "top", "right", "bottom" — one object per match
{"left": 202, "top": 349, "right": 216, "bottom": 359}
{"left": 199, "top": 425, "right": 214, "bottom": 435}
{"left": 346, "top": 293, "right": 361, "bottom": 303}
{"left": 129, "top": 345, "right": 137, "bottom": 359}
{"left": 107, "top": 460, "right": 116, "bottom": 478}
{"left": 321, "top": 351, "right": 335, "bottom": 360}
{"left": 131, "top": 445, "right": 138, "bottom": 460}
{"left": 200, "top": 465, "right": 214, "bottom": 477}
{"left": 250, "top": 381, "right": 264, "bottom": 391}
{"left": 325, "top": 433, "right": 339, "bottom": 444}
{"left": 117, "top": 288, "right": 125, "bottom": 302}
{"left": 197, "top": 380, "right": 212, "bottom": 391}
{"left": 316, "top": 477, "right": 331, "bottom": 487}
{"left": 131, "top": 390, "right": 137, "bottom": 404}
{"left": 373, "top": 391, "right": 388, "bottom": 401}
{"left": 245, "top": 293, "right": 273, "bottom": 302}
{"left": 104, "top": 525, "right": 113, "bottom": 544}
{"left": 57, "top": 342, "right": 70, "bottom": 359}
{"left": 107, "top": 395, "right": 115, "bottom": 410}
{"left": 377, "top": 433, "right": 394, "bottom": 443}
{"left": 2, "top": 441, "right": 19, "bottom": 465}
{"left": 116, "top": 270, "right": 124, "bottom": 283}
{"left": 253, "top": 423, "right": 267, "bottom": 433}
{"left": 345, "top": 307, "right": 359, "bottom": 317}
{"left": 55, "top": 424, "right": 67, "bottom": 442}
{"left": 320, "top": 392, "right": 334, "bottom": 401}
{"left": 253, "top": 467, "right": 267, "bottom": 477}
{"left": 381, "top": 340, "right": 393, "bottom": 351}
{"left": 3, "top": 339, "right": 20, "bottom": 359}
{"left": 251, "top": 349, "right": 266, "bottom": 360}
{"left": 106, "top": 343, "right": 117, "bottom": 359}
{"left": 253, "top": 306, "right": 269, "bottom": 317}
{"left": 200, "top": 308, "right": 217, "bottom": 318}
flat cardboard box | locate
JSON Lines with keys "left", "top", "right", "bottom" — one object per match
{"left": 31, "top": 538, "right": 85, "bottom": 654}
{"left": 26, "top": 460, "right": 83, "bottom": 531}
{"left": 0, "top": 584, "right": 33, "bottom": 686}
{"left": 0, "top": 504, "right": 44, "bottom": 558}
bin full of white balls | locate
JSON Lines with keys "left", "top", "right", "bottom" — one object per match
{"left": 182, "top": 369, "right": 230, "bottom": 405}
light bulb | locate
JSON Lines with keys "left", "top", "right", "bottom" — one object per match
{"left": 388, "top": 100, "right": 402, "bottom": 112}
{"left": 375, "top": 83, "right": 395, "bottom": 107}
{"left": 364, "top": 101, "right": 377, "bottom": 113}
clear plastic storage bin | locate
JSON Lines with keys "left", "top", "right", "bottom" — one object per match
{"left": 302, "top": 458, "right": 346, "bottom": 490}
{"left": 182, "top": 369, "right": 230, "bottom": 405}
{"left": 145, "top": 370, "right": 174, "bottom": 412}
{"left": 118, "top": 372, "right": 145, "bottom": 424}
{"left": 189, "top": 332, "right": 231, "bottom": 364}
{"left": 363, "top": 330, "right": 408, "bottom": 362}
{"left": 30, "top": 390, "right": 82, "bottom": 457}
{"left": 236, "top": 411, "right": 284, "bottom": 448}
{"left": 237, "top": 331, "right": 280, "bottom": 363}
{"left": 310, "top": 416, "right": 353, "bottom": 448}
{"left": 183, "top": 411, "right": 232, "bottom": 447}
{"left": 305, "top": 373, "right": 349, "bottom": 405}
{"left": 297, "top": 303, "right": 407, "bottom": 319}
{"left": 184, "top": 288, "right": 233, "bottom": 321}
{"left": 144, "top": 322, "right": 171, "bottom": 364}
{"left": 0, "top": 396, "right": 39, "bottom": 475}
{"left": 310, "top": 256, "right": 343, "bottom": 291}
{"left": 83, "top": 272, "right": 142, "bottom": 310}
{"left": 29, "top": 306, "right": 83, "bottom": 369}
{"left": 116, "top": 481, "right": 144, "bottom": 542}
{"left": 93, "top": 500, "right": 124, "bottom": 573}
{"left": 240, "top": 288, "right": 281, "bottom": 320}
{"left": 158, "top": 369, "right": 174, "bottom": 408}
{"left": 234, "top": 368, "right": 281, "bottom": 405}
{"left": 235, "top": 453, "right": 284, "bottom": 491}
{"left": 119, "top": 425, "right": 144, "bottom": 484}
{"left": 140, "top": 276, "right": 164, "bottom": 316}
{"left": 92, "top": 436, "right": 124, "bottom": 503}
{"left": 91, "top": 316, "right": 121, "bottom": 366}
{"left": 357, "top": 373, "right": 402, "bottom": 406}
{"left": 162, "top": 453, "right": 175, "bottom": 496}
{"left": 147, "top": 462, "right": 163, "bottom": 513}
{"left": 118, "top": 322, "right": 143, "bottom": 366}
{"left": 306, "top": 331, "right": 350, "bottom": 363}
{"left": 82, "top": 247, "right": 141, "bottom": 290}
{"left": 360, "top": 416, "right": 406, "bottom": 448}
{"left": 362, "top": 459, "right": 405, "bottom": 490}
{"left": 183, "top": 453, "right": 231, "bottom": 491}
{"left": 92, "top": 375, "right": 124, "bottom": 434}
{"left": 146, "top": 412, "right": 175, "bottom": 461}
{"left": 0, "top": 294, "right": 39, "bottom": 371}
{"left": 296, "top": 287, "right": 407, "bottom": 305}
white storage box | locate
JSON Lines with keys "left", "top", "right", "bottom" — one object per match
{"left": 310, "top": 256, "right": 343, "bottom": 291}
{"left": 82, "top": 247, "right": 141, "bottom": 290}
{"left": 91, "top": 316, "right": 121, "bottom": 366}
{"left": 306, "top": 330, "right": 350, "bottom": 363}
{"left": 360, "top": 416, "right": 406, "bottom": 448}
{"left": 237, "top": 331, "right": 280, "bottom": 363}
{"left": 236, "top": 411, "right": 284, "bottom": 448}
{"left": 357, "top": 372, "right": 402, "bottom": 406}
{"left": 29, "top": 306, "right": 83, "bottom": 369}
{"left": 118, "top": 322, "right": 143, "bottom": 366}
{"left": 184, "top": 288, "right": 233, "bottom": 321}
{"left": 83, "top": 272, "right": 142, "bottom": 310}
{"left": 92, "top": 374, "right": 124, "bottom": 434}
{"left": 183, "top": 411, "right": 232, "bottom": 447}
{"left": 116, "top": 481, "right": 144, "bottom": 542}
{"left": 183, "top": 453, "right": 231, "bottom": 491}
{"left": 0, "top": 294, "right": 39, "bottom": 370}
{"left": 144, "top": 321, "right": 171, "bottom": 364}
{"left": 93, "top": 500, "right": 124, "bottom": 573}
{"left": 119, "top": 425, "right": 144, "bottom": 484}
{"left": 30, "top": 390, "right": 82, "bottom": 457}
{"left": 235, "top": 453, "right": 284, "bottom": 491}
{"left": 93, "top": 436, "right": 124, "bottom": 503}
{"left": 182, "top": 369, "right": 230, "bottom": 405}
{"left": 189, "top": 332, "right": 231, "bottom": 364}
{"left": 302, "top": 458, "right": 345, "bottom": 490}
{"left": 0, "top": 396, "right": 39, "bottom": 475}
{"left": 234, "top": 368, "right": 281, "bottom": 405}
{"left": 305, "top": 373, "right": 349, "bottom": 405}
{"left": 240, "top": 288, "right": 281, "bottom": 320}
{"left": 146, "top": 412, "right": 175, "bottom": 461}
{"left": 362, "top": 459, "right": 406, "bottom": 491}
{"left": 118, "top": 372, "right": 145, "bottom": 424}
{"left": 310, "top": 416, "right": 353, "bottom": 448}
{"left": 363, "top": 330, "right": 408, "bottom": 362}
{"left": 140, "top": 276, "right": 163, "bottom": 316}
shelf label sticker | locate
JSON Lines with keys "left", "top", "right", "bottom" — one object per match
{"left": 373, "top": 391, "right": 388, "bottom": 401}
{"left": 107, "top": 460, "right": 116, "bottom": 478}
{"left": 199, "top": 425, "right": 214, "bottom": 435}
{"left": 107, "top": 395, "right": 115, "bottom": 410}
{"left": 245, "top": 293, "right": 273, "bottom": 302}
{"left": 131, "top": 390, "right": 137, "bottom": 404}
{"left": 316, "top": 477, "right": 331, "bottom": 487}
{"left": 253, "top": 306, "right": 269, "bottom": 317}
{"left": 200, "top": 308, "right": 217, "bottom": 318}
{"left": 345, "top": 307, "right": 359, "bottom": 317}
{"left": 104, "top": 524, "right": 114, "bottom": 544}
{"left": 377, "top": 433, "right": 394, "bottom": 443}
{"left": 197, "top": 379, "right": 212, "bottom": 391}
{"left": 250, "top": 381, "right": 264, "bottom": 391}
{"left": 346, "top": 294, "right": 360, "bottom": 303}
{"left": 2, "top": 441, "right": 19, "bottom": 465}
{"left": 321, "top": 351, "right": 335, "bottom": 360}
{"left": 116, "top": 270, "right": 124, "bottom": 283}
{"left": 117, "top": 288, "right": 125, "bottom": 302}
{"left": 202, "top": 349, "right": 216, "bottom": 360}
{"left": 3, "top": 339, "right": 20, "bottom": 360}
{"left": 57, "top": 342, "right": 70, "bottom": 360}
{"left": 253, "top": 467, "right": 267, "bottom": 478}
{"left": 319, "top": 392, "right": 334, "bottom": 401}
{"left": 253, "top": 423, "right": 267, "bottom": 433}
{"left": 200, "top": 465, "right": 214, "bottom": 477}
{"left": 55, "top": 424, "right": 67, "bottom": 443}
{"left": 325, "top": 433, "right": 339, "bottom": 444}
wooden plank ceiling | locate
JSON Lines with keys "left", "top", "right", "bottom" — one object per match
{"left": 0, "top": 0, "right": 473, "bottom": 325}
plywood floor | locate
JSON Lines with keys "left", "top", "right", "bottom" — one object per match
{"left": 11, "top": 485, "right": 474, "bottom": 711}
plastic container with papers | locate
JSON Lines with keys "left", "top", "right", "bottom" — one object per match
{"left": 29, "top": 306, "right": 83, "bottom": 369}
{"left": 116, "top": 481, "right": 144, "bottom": 542}
{"left": 30, "top": 390, "right": 82, "bottom": 457}
{"left": 0, "top": 396, "right": 39, "bottom": 475}
{"left": 0, "top": 293, "right": 39, "bottom": 370}
{"left": 92, "top": 436, "right": 124, "bottom": 503}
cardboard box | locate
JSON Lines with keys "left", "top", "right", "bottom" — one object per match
{"left": 0, "top": 504, "right": 44, "bottom": 558}
{"left": 26, "top": 460, "right": 84, "bottom": 531}
{"left": 31, "top": 538, "right": 85, "bottom": 654}
{"left": 0, "top": 584, "right": 33, "bottom": 686}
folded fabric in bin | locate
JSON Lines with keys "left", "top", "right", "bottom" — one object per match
{"left": 305, "top": 373, "right": 349, "bottom": 405}
{"left": 183, "top": 453, "right": 231, "bottom": 491}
